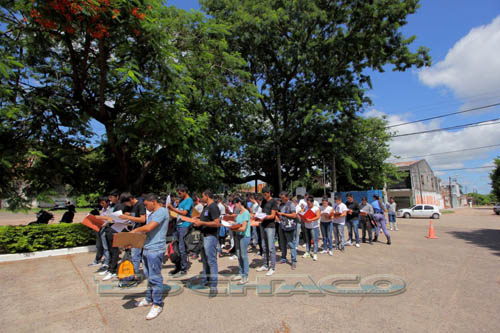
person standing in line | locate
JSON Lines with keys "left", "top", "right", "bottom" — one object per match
{"left": 167, "top": 185, "right": 193, "bottom": 277}
{"left": 302, "top": 197, "right": 321, "bottom": 261}
{"left": 131, "top": 193, "right": 169, "bottom": 320}
{"left": 388, "top": 197, "right": 398, "bottom": 231}
{"left": 345, "top": 193, "right": 361, "bottom": 248}
{"left": 319, "top": 198, "right": 334, "bottom": 256}
{"left": 276, "top": 191, "right": 298, "bottom": 269}
{"left": 228, "top": 197, "right": 252, "bottom": 284}
{"left": 359, "top": 196, "right": 374, "bottom": 244}
{"left": 332, "top": 196, "right": 348, "bottom": 252}
{"left": 372, "top": 195, "right": 391, "bottom": 245}
{"left": 191, "top": 189, "right": 221, "bottom": 297}
{"left": 256, "top": 187, "right": 278, "bottom": 276}
{"left": 295, "top": 195, "right": 305, "bottom": 248}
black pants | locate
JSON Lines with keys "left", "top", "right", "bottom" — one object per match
{"left": 278, "top": 226, "right": 295, "bottom": 260}
{"left": 94, "top": 230, "right": 104, "bottom": 262}
{"left": 361, "top": 217, "right": 372, "bottom": 242}
{"left": 104, "top": 227, "right": 120, "bottom": 274}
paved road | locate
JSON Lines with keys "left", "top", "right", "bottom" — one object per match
{"left": 1, "top": 209, "right": 499, "bottom": 332}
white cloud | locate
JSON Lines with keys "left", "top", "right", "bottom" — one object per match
{"left": 366, "top": 109, "right": 500, "bottom": 171}
{"left": 418, "top": 15, "right": 500, "bottom": 108}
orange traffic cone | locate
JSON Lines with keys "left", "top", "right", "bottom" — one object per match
{"left": 425, "top": 220, "right": 438, "bottom": 239}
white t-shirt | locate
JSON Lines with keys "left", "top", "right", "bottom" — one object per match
{"left": 217, "top": 202, "right": 226, "bottom": 216}
{"left": 299, "top": 199, "right": 319, "bottom": 209}
{"left": 333, "top": 202, "right": 348, "bottom": 225}
{"left": 320, "top": 205, "right": 333, "bottom": 222}
{"left": 304, "top": 206, "right": 320, "bottom": 229}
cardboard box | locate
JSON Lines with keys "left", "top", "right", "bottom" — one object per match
{"left": 112, "top": 232, "right": 146, "bottom": 248}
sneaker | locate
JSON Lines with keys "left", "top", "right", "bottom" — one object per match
{"left": 395, "top": 228, "right": 399, "bottom": 231}
{"left": 355, "top": 243, "right": 360, "bottom": 248}
{"left": 291, "top": 263, "right": 296, "bottom": 270}
{"left": 302, "top": 252, "right": 310, "bottom": 258}
{"left": 88, "top": 261, "right": 100, "bottom": 267}
{"left": 279, "top": 259, "right": 287, "bottom": 264}
{"left": 266, "top": 268, "right": 275, "bottom": 276}
{"left": 96, "top": 265, "right": 109, "bottom": 273}
{"left": 328, "top": 251, "right": 333, "bottom": 256}
{"left": 231, "top": 275, "right": 242, "bottom": 281}
{"left": 229, "top": 255, "right": 238, "bottom": 260}
{"left": 172, "top": 270, "right": 187, "bottom": 278}
{"left": 238, "top": 277, "right": 248, "bottom": 285}
{"left": 102, "top": 272, "right": 117, "bottom": 281}
{"left": 319, "top": 250, "right": 327, "bottom": 254}
{"left": 256, "top": 265, "right": 268, "bottom": 272}
{"left": 146, "top": 305, "right": 163, "bottom": 320}
{"left": 135, "top": 298, "right": 152, "bottom": 307}
{"left": 209, "top": 288, "right": 218, "bottom": 298}
{"left": 345, "top": 240, "right": 352, "bottom": 246}
{"left": 312, "top": 254, "right": 318, "bottom": 261}
{"left": 387, "top": 239, "right": 392, "bottom": 245}
{"left": 98, "top": 270, "right": 109, "bottom": 276}
{"left": 168, "top": 269, "right": 180, "bottom": 276}
{"left": 390, "top": 227, "right": 393, "bottom": 231}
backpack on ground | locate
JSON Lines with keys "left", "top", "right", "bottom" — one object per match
{"left": 184, "top": 227, "right": 203, "bottom": 254}
{"left": 117, "top": 251, "right": 138, "bottom": 288}
{"left": 167, "top": 240, "right": 181, "bottom": 265}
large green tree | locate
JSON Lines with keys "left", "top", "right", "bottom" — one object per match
{"left": 491, "top": 157, "right": 500, "bottom": 202}
{"left": 201, "top": 0, "right": 431, "bottom": 192}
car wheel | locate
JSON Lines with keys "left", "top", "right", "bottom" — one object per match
{"left": 432, "top": 213, "right": 440, "bottom": 219}
{"left": 403, "top": 213, "right": 410, "bottom": 218}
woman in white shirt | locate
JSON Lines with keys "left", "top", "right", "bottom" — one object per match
{"left": 302, "top": 197, "right": 321, "bottom": 261}
{"left": 319, "top": 198, "right": 334, "bottom": 256}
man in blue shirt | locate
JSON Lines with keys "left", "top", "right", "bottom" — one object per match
{"left": 371, "top": 195, "right": 391, "bottom": 245}
{"left": 131, "top": 193, "right": 168, "bottom": 320}
{"left": 167, "top": 184, "right": 193, "bottom": 277}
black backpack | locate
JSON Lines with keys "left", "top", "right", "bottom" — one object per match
{"left": 167, "top": 240, "right": 181, "bottom": 265}
{"left": 184, "top": 227, "right": 203, "bottom": 254}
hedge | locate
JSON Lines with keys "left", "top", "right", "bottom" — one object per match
{"left": 0, "top": 223, "right": 96, "bottom": 254}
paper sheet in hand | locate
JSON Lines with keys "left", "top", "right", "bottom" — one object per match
{"left": 221, "top": 220, "right": 235, "bottom": 227}
{"left": 179, "top": 215, "right": 198, "bottom": 224}
{"left": 254, "top": 212, "right": 267, "bottom": 220}
{"left": 109, "top": 210, "right": 128, "bottom": 223}
{"left": 112, "top": 232, "right": 146, "bottom": 248}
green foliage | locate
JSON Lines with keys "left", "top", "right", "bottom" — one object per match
{"left": 490, "top": 158, "right": 500, "bottom": 202}
{"left": 76, "top": 192, "right": 100, "bottom": 207}
{"left": 0, "top": 223, "right": 95, "bottom": 254}
{"left": 467, "top": 192, "right": 496, "bottom": 206}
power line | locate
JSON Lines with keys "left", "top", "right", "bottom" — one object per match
{"left": 391, "top": 118, "right": 500, "bottom": 138}
{"left": 387, "top": 102, "right": 500, "bottom": 128}
{"left": 390, "top": 143, "right": 500, "bottom": 160}
{"left": 434, "top": 166, "right": 496, "bottom": 172}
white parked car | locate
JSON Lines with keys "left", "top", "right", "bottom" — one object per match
{"left": 494, "top": 203, "right": 500, "bottom": 215}
{"left": 397, "top": 204, "right": 441, "bottom": 219}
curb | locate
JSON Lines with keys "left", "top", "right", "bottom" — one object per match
{"left": 0, "top": 245, "right": 96, "bottom": 263}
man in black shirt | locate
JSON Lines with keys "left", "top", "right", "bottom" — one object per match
{"left": 256, "top": 187, "right": 278, "bottom": 276}
{"left": 345, "top": 193, "right": 361, "bottom": 247}
{"left": 119, "top": 193, "right": 146, "bottom": 279}
{"left": 191, "top": 189, "right": 221, "bottom": 297}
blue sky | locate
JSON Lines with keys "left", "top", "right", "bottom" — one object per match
{"left": 94, "top": 0, "right": 500, "bottom": 194}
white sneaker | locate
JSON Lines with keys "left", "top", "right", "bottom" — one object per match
{"left": 313, "top": 254, "right": 318, "bottom": 261}
{"left": 328, "top": 251, "right": 333, "bottom": 256}
{"left": 319, "top": 250, "right": 327, "bottom": 254}
{"left": 302, "top": 252, "right": 310, "bottom": 258}
{"left": 355, "top": 243, "right": 360, "bottom": 248}
{"left": 135, "top": 298, "right": 152, "bottom": 307}
{"left": 395, "top": 228, "right": 399, "bottom": 231}
{"left": 266, "top": 269, "right": 275, "bottom": 276}
{"left": 231, "top": 275, "right": 242, "bottom": 281}
{"left": 390, "top": 228, "right": 393, "bottom": 231}
{"left": 98, "top": 270, "right": 109, "bottom": 276}
{"left": 146, "top": 305, "right": 162, "bottom": 320}
{"left": 301, "top": 244, "right": 306, "bottom": 248}
{"left": 102, "top": 272, "right": 117, "bottom": 281}
{"left": 229, "top": 255, "right": 238, "bottom": 260}
{"left": 256, "top": 265, "right": 268, "bottom": 272}
{"left": 345, "top": 241, "right": 352, "bottom": 246}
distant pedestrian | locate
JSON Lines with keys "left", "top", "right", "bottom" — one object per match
{"left": 388, "top": 197, "right": 398, "bottom": 231}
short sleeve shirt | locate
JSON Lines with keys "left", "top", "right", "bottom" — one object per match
{"left": 304, "top": 206, "right": 320, "bottom": 229}
{"left": 144, "top": 207, "right": 169, "bottom": 251}
{"left": 333, "top": 203, "right": 348, "bottom": 225}
{"left": 235, "top": 210, "right": 251, "bottom": 237}
{"left": 261, "top": 199, "right": 279, "bottom": 229}
{"left": 177, "top": 197, "right": 194, "bottom": 228}
{"left": 200, "top": 202, "right": 220, "bottom": 236}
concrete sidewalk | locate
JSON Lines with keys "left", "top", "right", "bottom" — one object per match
{"left": 1, "top": 211, "right": 499, "bottom": 332}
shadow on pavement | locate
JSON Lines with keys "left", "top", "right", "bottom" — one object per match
{"left": 448, "top": 229, "right": 500, "bottom": 256}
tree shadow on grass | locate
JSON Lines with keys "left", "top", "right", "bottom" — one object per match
{"left": 448, "top": 229, "right": 500, "bottom": 257}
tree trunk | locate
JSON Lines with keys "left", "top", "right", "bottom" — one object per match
{"left": 331, "top": 155, "right": 337, "bottom": 193}
{"left": 276, "top": 146, "right": 283, "bottom": 193}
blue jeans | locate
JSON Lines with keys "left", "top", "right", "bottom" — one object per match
{"left": 388, "top": 212, "right": 396, "bottom": 223}
{"left": 320, "top": 222, "right": 333, "bottom": 250}
{"left": 200, "top": 234, "right": 218, "bottom": 288}
{"left": 131, "top": 247, "right": 142, "bottom": 275}
{"left": 142, "top": 249, "right": 164, "bottom": 307}
{"left": 374, "top": 213, "right": 391, "bottom": 239}
{"left": 304, "top": 227, "right": 319, "bottom": 254}
{"left": 235, "top": 234, "right": 251, "bottom": 277}
{"left": 260, "top": 226, "right": 276, "bottom": 270}
{"left": 332, "top": 223, "right": 345, "bottom": 250}
{"left": 175, "top": 226, "right": 189, "bottom": 271}
{"left": 295, "top": 222, "right": 302, "bottom": 247}
{"left": 100, "top": 230, "right": 110, "bottom": 266}
{"left": 346, "top": 219, "right": 360, "bottom": 244}
{"left": 251, "top": 226, "right": 258, "bottom": 247}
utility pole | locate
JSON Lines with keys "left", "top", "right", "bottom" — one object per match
{"left": 449, "top": 176, "right": 453, "bottom": 208}
{"left": 331, "top": 155, "right": 337, "bottom": 194}
{"left": 323, "top": 158, "right": 326, "bottom": 196}
{"left": 416, "top": 163, "right": 424, "bottom": 204}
